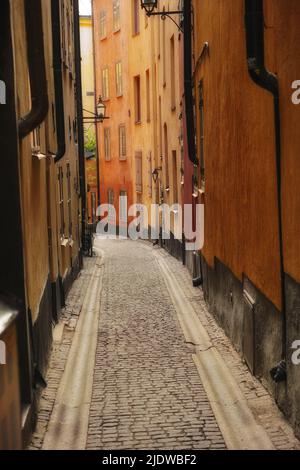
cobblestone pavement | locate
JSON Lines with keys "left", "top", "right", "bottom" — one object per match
{"left": 30, "top": 238, "right": 300, "bottom": 450}
{"left": 28, "top": 256, "right": 97, "bottom": 450}
{"left": 86, "top": 239, "right": 226, "bottom": 450}
{"left": 150, "top": 243, "right": 300, "bottom": 450}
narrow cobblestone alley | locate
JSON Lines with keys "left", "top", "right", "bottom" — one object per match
{"left": 86, "top": 239, "right": 225, "bottom": 450}
{"left": 29, "top": 238, "right": 300, "bottom": 451}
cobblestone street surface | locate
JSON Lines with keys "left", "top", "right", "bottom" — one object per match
{"left": 30, "top": 238, "right": 300, "bottom": 450}
{"left": 87, "top": 239, "right": 225, "bottom": 450}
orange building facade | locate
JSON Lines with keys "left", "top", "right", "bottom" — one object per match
{"left": 92, "top": 0, "right": 134, "bottom": 230}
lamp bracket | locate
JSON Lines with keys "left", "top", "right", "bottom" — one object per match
{"left": 146, "top": 10, "right": 184, "bottom": 32}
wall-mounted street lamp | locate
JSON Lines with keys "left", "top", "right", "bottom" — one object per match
{"left": 83, "top": 96, "right": 110, "bottom": 124}
{"left": 140, "top": 0, "right": 184, "bottom": 32}
{"left": 152, "top": 167, "right": 162, "bottom": 184}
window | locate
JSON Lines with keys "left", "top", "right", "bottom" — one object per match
{"left": 66, "top": 6, "right": 74, "bottom": 73}
{"left": 73, "top": 118, "right": 78, "bottom": 144}
{"left": 172, "top": 151, "right": 178, "bottom": 203}
{"left": 148, "top": 152, "right": 153, "bottom": 197}
{"left": 115, "top": 61, "right": 123, "bottom": 96}
{"left": 162, "top": 7, "right": 166, "bottom": 86}
{"left": 159, "top": 96, "right": 162, "bottom": 155}
{"left": 102, "top": 67, "right": 109, "bottom": 100}
{"left": 132, "top": 0, "right": 140, "bottom": 35}
{"left": 157, "top": 14, "right": 161, "bottom": 59}
{"left": 119, "top": 125, "right": 126, "bottom": 160}
{"left": 91, "top": 192, "right": 96, "bottom": 224}
{"left": 113, "top": 0, "right": 121, "bottom": 32}
{"left": 61, "top": 1, "right": 66, "bottom": 64}
{"left": 67, "top": 163, "right": 72, "bottom": 237}
{"left": 107, "top": 189, "right": 115, "bottom": 220}
{"left": 170, "top": 35, "right": 176, "bottom": 110}
{"left": 135, "top": 151, "right": 142, "bottom": 193}
{"left": 164, "top": 123, "right": 169, "bottom": 189}
{"left": 58, "top": 167, "right": 65, "bottom": 237}
{"left": 119, "top": 190, "right": 127, "bottom": 222}
{"left": 198, "top": 80, "right": 205, "bottom": 189}
{"left": 104, "top": 128, "right": 111, "bottom": 161}
{"left": 134, "top": 75, "right": 141, "bottom": 123}
{"left": 146, "top": 69, "right": 150, "bottom": 122}
{"left": 32, "top": 126, "right": 41, "bottom": 150}
{"left": 100, "top": 11, "right": 107, "bottom": 39}
{"left": 68, "top": 116, "right": 72, "bottom": 141}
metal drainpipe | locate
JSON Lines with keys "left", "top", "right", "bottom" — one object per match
{"left": 183, "top": 0, "right": 198, "bottom": 166}
{"left": 73, "top": 0, "right": 87, "bottom": 251}
{"left": 245, "top": 0, "right": 286, "bottom": 382}
{"left": 184, "top": 0, "right": 202, "bottom": 287}
{"left": 18, "top": 0, "right": 49, "bottom": 138}
{"left": 91, "top": 0, "right": 101, "bottom": 211}
{"left": 51, "top": 0, "right": 66, "bottom": 163}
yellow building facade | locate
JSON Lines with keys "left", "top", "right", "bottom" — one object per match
{"left": 128, "top": 1, "right": 183, "bottom": 248}
{"left": 0, "top": 0, "right": 84, "bottom": 447}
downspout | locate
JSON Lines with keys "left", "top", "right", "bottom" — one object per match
{"left": 73, "top": 0, "right": 86, "bottom": 250}
{"left": 91, "top": 0, "right": 101, "bottom": 209}
{"left": 18, "top": 0, "right": 49, "bottom": 138}
{"left": 184, "top": 0, "right": 202, "bottom": 287}
{"left": 51, "top": 0, "right": 66, "bottom": 163}
{"left": 183, "top": 0, "right": 198, "bottom": 166}
{"left": 245, "top": 0, "right": 286, "bottom": 382}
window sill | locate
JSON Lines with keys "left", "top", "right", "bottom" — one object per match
{"left": 135, "top": 121, "right": 142, "bottom": 125}
{"left": 100, "top": 36, "right": 107, "bottom": 41}
{"left": 32, "top": 151, "right": 46, "bottom": 160}
{"left": 113, "top": 28, "right": 121, "bottom": 34}
{"left": 60, "top": 237, "right": 69, "bottom": 247}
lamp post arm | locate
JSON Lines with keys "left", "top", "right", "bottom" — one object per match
{"left": 147, "top": 11, "right": 184, "bottom": 32}
{"left": 83, "top": 108, "right": 98, "bottom": 117}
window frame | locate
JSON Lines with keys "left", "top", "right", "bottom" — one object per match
{"left": 115, "top": 61, "right": 123, "bottom": 97}
{"left": 134, "top": 75, "right": 141, "bottom": 124}
{"left": 198, "top": 80, "right": 205, "bottom": 190}
{"left": 58, "top": 167, "right": 65, "bottom": 238}
{"left": 135, "top": 151, "right": 143, "bottom": 193}
{"left": 113, "top": 0, "right": 121, "bottom": 33}
{"left": 119, "top": 124, "right": 127, "bottom": 161}
{"left": 67, "top": 163, "right": 72, "bottom": 238}
{"left": 170, "top": 35, "right": 176, "bottom": 111}
{"left": 100, "top": 10, "right": 107, "bottom": 40}
{"left": 132, "top": 0, "right": 140, "bottom": 36}
{"left": 146, "top": 69, "right": 151, "bottom": 122}
{"left": 101, "top": 66, "right": 109, "bottom": 100}
{"left": 104, "top": 127, "right": 111, "bottom": 161}
{"left": 119, "top": 190, "right": 128, "bottom": 222}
